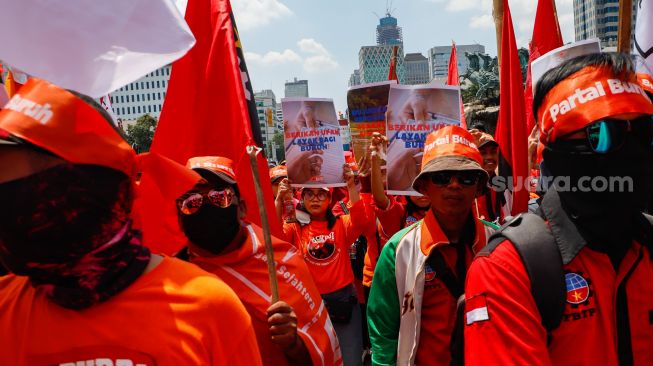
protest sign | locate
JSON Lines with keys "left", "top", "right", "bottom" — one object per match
{"left": 386, "top": 84, "right": 461, "bottom": 195}
{"left": 531, "top": 38, "right": 601, "bottom": 93}
{"left": 283, "top": 98, "right": 346, "bottom": 188}
{"left": 347, "top": 81, "right": 396, "bottom": 161}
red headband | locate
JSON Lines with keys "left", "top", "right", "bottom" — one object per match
{"left": 538, "top": 66, "right": 653, "bottom": 144}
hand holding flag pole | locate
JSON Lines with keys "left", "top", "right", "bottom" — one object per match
{"left": 247, "top": 145, "right": 280, "bottom": 303}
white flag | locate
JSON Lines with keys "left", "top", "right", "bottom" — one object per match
{"left": 635, "top": 0, "right": 653, "bottom": 74}
{"left": 0, "top": 0, "right": 195, "bottom": 98}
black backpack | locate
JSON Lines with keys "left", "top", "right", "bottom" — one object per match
{"left": 450, "top": 213, "right": 566, "bottom": 366}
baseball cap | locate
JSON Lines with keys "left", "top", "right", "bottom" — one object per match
{"left": 412, "top": 125, "right": 487, "bottom": 191}
{"left": 269, "top": 165, "right": 288, "bottom": 183}
{"left": 477, "top": 133, "right": 499, "bottom": 149}
{"left": 186, "top": 156, "right": 237, "bottom": 185}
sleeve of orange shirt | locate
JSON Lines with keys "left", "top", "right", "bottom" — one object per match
{"left": 342, "top": 199, "right": 371, "bottom": 246}
{"left": 281, "top": 222, "right": 300, "bottom": 247}
{"left": 464, "top": 241, "right": 552, "bottom": 366}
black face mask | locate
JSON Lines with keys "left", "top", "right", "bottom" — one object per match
{"left": 180, "top": 203, "right": 241, "bottom": 254}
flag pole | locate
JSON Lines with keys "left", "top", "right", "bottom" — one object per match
{"left": 493, "top": 0, "right": 504, "bottom": 65}
{"left": 618, "top": 0, "right": 633, "bottom": 53}
{"left": 247, "top": 145, "right": 280, "bottom": 303}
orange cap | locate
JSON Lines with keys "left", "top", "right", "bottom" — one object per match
{"left": 0, "top": 78, "right": 136, "bottom": 176}
{"left": 269, "top": 165, "right": 288, "bottom": 183}
{"left": 412, "top": 125, "right": 486, "bottom": 190}
{"left": 637, "top": 72, "right": 653, "bottom": 95}
{"left": 186, "top": 156, "right": 237, "bottom": 184}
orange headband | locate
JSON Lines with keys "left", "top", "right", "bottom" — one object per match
{"left": 0, "top": 78, "right": 137, "bottom": 176}
{"left": 538, "top": 66, "right": 653, "bottom": 144}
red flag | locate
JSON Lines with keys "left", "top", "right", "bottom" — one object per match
{"left": 388, "top": 45, "right": 399, "bottom": 82}
{"left": 524, "top": 0, "right": 563, "bottom": 132}
{"left": 496, "top": 0, "right": 529, "bottom": 215}
{"left": 150, "top": 0, "right": 279, "bottom": 254}
{"left": 446, "top": 42, "right": 468, "bottom": 129}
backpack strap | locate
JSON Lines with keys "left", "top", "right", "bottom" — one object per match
{"left": 482, "top": 213, "right": 566, "bottom": 333}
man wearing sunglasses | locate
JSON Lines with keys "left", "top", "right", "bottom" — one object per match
{"left": 176, "top": 156, "right": 342, "bottom": 366}
{"left": 367, "top": 125, "right": 492, "bottom": 366}
{"left": 464, "top": 53, "right": 653, "bottom": 365}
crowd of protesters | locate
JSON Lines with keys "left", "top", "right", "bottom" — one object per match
{"left": 1, "top": 52, "right": 653, "bottom": 366}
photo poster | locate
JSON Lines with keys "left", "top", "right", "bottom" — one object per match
{"left": 346, "top": 80, "right": 397, "bottom": 163}
{"left": 385, "top": 84, "right": 462, "bottom": 196}
{"left": 282, "top": 98, "right": 346, "bottom": 188}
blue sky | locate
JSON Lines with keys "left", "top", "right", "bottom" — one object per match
{"left": 180, "top": 0, "right": 576, "bottom": 112}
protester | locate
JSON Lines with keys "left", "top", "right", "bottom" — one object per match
{"left": 0, "top": 79, "right": 262, "bottom": 365}
{"left": 276, "top": 164, "right": 369, "bottom": 366}
{"left": 270, "top": 164, "right": 288, "bottom": 199}
{"left": 176, "top": 156, "right": 342, "bottom": 365}
{"left": 364, "top": 132, "right": 431, "bottom": 290}
{"left": 469, "top": 130, "right": 503, "bottom": 223}
{"left": 367, "top": 125, "right": 492, "bottom": 366}
{"left": 464, "top": 53, "right": 653, "bottom": 365}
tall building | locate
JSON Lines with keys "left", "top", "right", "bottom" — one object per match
{"left": 573, "top": 0, "right": 637, "bottom": 49}
{"left": 359, "top": 44, "right": 406, "bottom": 84}
{"left": 255, "top": 89, "right": 282, "bottom": 161}
{"left": 284, "top": 77, "right": 309, "bottom": 98}
{"left": 376, "top": 14, "right": 403, "bottom": 45}
{"left": 348, "top": 69, "right": 361, "bottom": 87}
{"left": 404, "top": 53, "right": 430, "bottom": 85}
{"left": 427, "top": 44, "right": 485, "bottom": 80}
{"left": 110, "top": 65, "right": 171, "bottom": 121}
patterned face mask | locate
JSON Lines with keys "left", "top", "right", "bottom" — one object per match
{"left": 0, "top": 163, "right": 150, "bottom": 309}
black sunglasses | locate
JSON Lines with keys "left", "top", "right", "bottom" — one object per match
{"left": 555, "top": 116, "right": 653, "bottom": 154}
{"left": 430, "top": 171, "right": 481, "bottom": 187}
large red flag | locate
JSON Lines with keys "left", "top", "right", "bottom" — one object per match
{"left": 496, "top": 0, "right": 529, "bottom": 215}
{"left": 388, "top": 45, "right": 399, "bottom": 82}
{"left": 150, "top": 0, "right": 279, "bottom": 254}
{"left": 446, "top": 42, "right": 468, "bottom": 129}
{"left": 524, "top": 0, "right": 563, "bottom": 132}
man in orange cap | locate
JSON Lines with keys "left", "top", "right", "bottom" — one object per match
{"left": 465, "top": 53, "right": 653, "bottom": 365}
{"left": 176, "top": 156, "right": 342, "bottom": 366}
{"left": 469, "top": 130, "right": 504, "bottom": 223}
{"left": 0, "top": 79, "right": 262, "bottom": 365}
{"left": 367, "top": 125, "right": 493, "bottom": 365}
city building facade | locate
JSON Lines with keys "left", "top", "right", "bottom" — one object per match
{"left": 573, "top": 0, "right": 637, "bottom": 49}
{"left": 254, "top": 89, "right": 282, "bottom": 162}
{"left": 359, "top": 44, "right": 406, "bottom": 84}
{"left": 349, "top": 69, "right": 361, "bottom": 87}
{"left": 284, "top": 77, "right": 309, "bottom": 98}
{"left": 404, "top": 53, "right": 430, "bottom": 85}
{"left": 376, "top": 14, "right": 403, "bottom": 45}
{"left": 428, "top": 44, "right": 485, "bottom": 80}
{"left": 109, "top": 65, "right": 171, "bottom": 121}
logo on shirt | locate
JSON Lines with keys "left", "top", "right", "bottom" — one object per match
{"left": 307, "top": 232, "right": 336, "bottom": 261}
{"left": 424, "top": 262, "right": 436, "bottom": 282}
{"left": 565, "top": 272, "right": 592, "bottom": 306}
{"left": 405, "top": 215, "right": 419, "bottom": 226}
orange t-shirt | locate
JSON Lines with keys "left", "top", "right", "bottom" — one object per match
{"left": 283, "top": 200, "right": 368, "bottom": 294}
{"left": 190, "top": 224, "right": 343, "bottom": 366}
{"left": 0, "top": 257, "right": 262, "bottom": 366}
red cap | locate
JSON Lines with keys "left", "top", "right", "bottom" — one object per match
{"left": 269, "top": 165, "right": 288, "bottom": 183}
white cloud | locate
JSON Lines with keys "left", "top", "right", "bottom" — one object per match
{"left": 245, "top": 49, "right": 301, "bottom": 65}
{"left": 246, "top": 38, "right": 338, "bottom": 73}
{"left": 470, "top": 14, "right": 494, "bottom": 29}
{"left": 304, "top": 55, "right": 339, "bottom": 73}
{"left": 231, "top": 0, "right": 292, "bottom": 31}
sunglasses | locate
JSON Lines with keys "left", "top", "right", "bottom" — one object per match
{"left": 430, "top": 171, "right": 481, "bottom": 187}
{"left": 303, "top": 190, "right": 329, "bottom": 201}
{"left": 557, "top": 116, "right": 653, "bottom": 154}
{"left": 178, "top": 187, "right": 237, "bottom": 215}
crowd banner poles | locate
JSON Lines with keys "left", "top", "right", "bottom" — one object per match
{"left": 247, "top": 145, "right": 280, "bottom": 303}
{"left": 493, "top": 0, "right": 504, "bottom": 65}
{"left": 618, "top": 0, "right": 633, "bottom": 53}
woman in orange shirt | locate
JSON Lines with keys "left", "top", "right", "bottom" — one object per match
{"left": 276, "top": 164, "right": 368, "bottom": 366}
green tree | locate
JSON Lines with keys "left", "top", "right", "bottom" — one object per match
{"left": 272, "top": 131, "right": 285, "bottom": 162}
{"left": 126, "top": 114, "right": 157, "bottom": 153}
